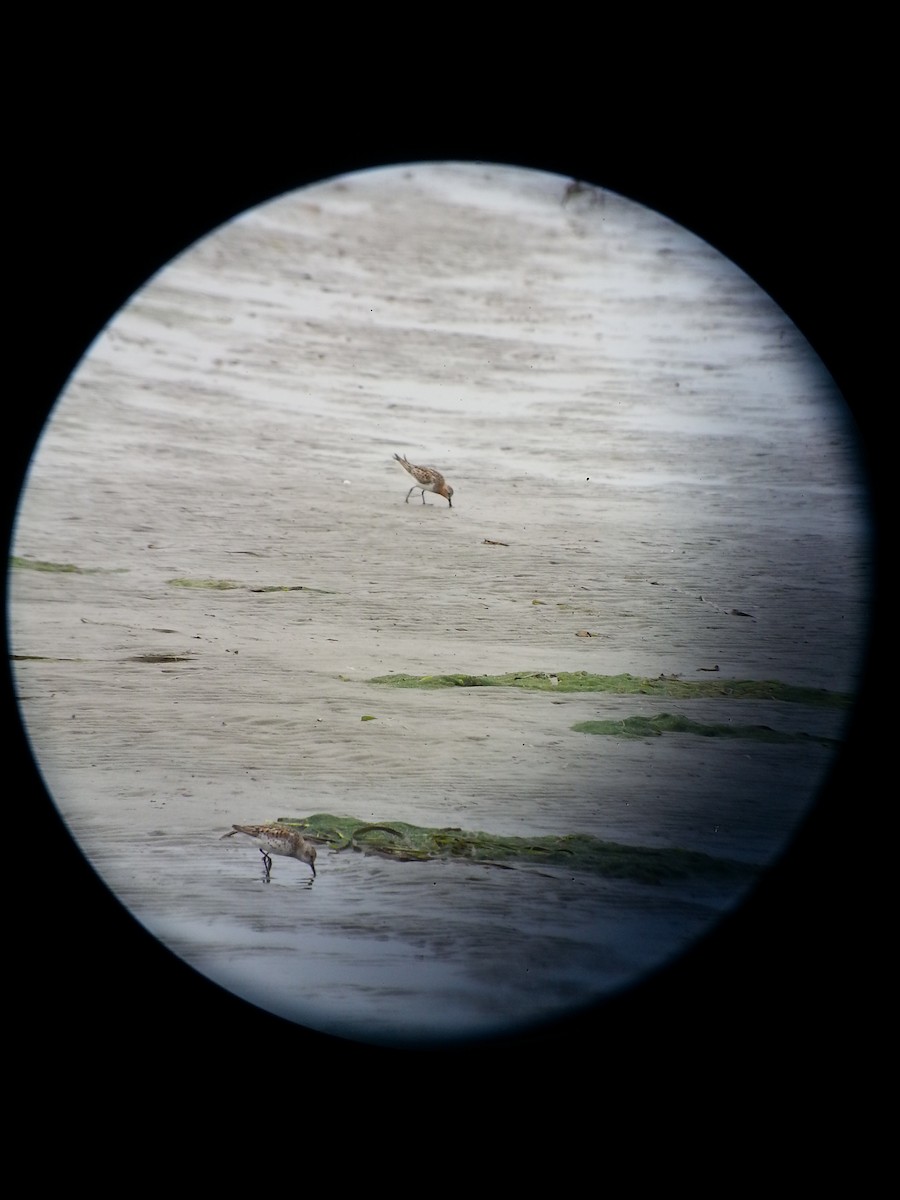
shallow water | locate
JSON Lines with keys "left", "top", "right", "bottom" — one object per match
{"left": 88, "top": 826, "right": 742, "bottom": 1046}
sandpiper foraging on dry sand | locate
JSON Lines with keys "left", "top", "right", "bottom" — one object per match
{"left": 222, "top": 823, "right": 317, "bottom": 880}
{"left": 393, "top": 453, "right": 454, "bottom": 507}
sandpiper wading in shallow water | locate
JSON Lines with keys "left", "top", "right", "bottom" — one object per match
{"left": 222, "top": 823, "right": 317, "bottom": 880}
{"left": 393, "top": 453, "right": 454, "bottom": 507}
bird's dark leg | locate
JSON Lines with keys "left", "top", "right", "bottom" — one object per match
{"left": 405, "top": 487, "right": 414, "bottom": 503}
{"left": 420, "top": 491, "right": 427, "bottom": 503}
{"left": 260, "top": 849, "right": 272, "bottom": 879}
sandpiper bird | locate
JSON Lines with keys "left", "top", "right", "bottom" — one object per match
{"left": 393, "top": 453, "right": 454, "bottom": 507}
{"left": 221, "top": 823, "right": 317, "bottom": 879}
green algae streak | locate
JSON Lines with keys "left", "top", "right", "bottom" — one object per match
{"left": 168, "top": 577, "right": 334, "bottom": 593}
{"left": 10, "top": 556, "right": 126, "bottom": 574}
{"left": 274, "top": 813, "right": 759, "bottom": 886}
{"left": 573, "top": 712, "right": 839, "bottom": 747}
{"left": 168, "top": 578, "right": 242, "bottom": 589}
{"left": 367, "top": 670, "right": 849, "bottom": 708}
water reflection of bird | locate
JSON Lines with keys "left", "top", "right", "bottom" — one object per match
{"left": 221, "top": 823, "right": 317, "bottom": 879}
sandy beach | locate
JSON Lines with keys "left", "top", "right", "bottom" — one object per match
{"left": 8, "top": 164, "right": 873, "bottom": 1051}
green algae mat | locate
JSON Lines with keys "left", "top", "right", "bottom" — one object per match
{"left": 366, "top": 670, "right": 849, "bottom": 708}
{"left": 572, "top": 712, "right": 840, "bottom": 747}
{"left": 274, "top": 813, "right": 759, "bottom": 886}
